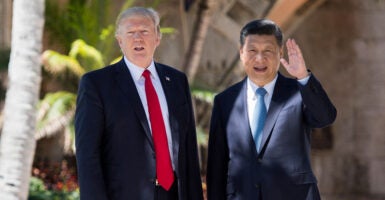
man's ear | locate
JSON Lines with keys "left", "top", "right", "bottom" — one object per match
{"left": 155, "top": 35, "right": 161, "bottom": 47}
{"left": 115, "top": 35, "right": 122, "bottom": 46}
{"left": 279, "top": 46, "right": 284, "bottom": 58}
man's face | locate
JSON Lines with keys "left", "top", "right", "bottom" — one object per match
{"left": 115, "top": 15, "right": 160, "bottom": 68}
{"left": 240, "top": 34, "right": 283, "bottom": 86}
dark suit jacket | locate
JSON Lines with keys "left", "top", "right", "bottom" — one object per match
{"left": 207, "top": 73, "right": 337, "bottom": 200}
{"left": 75, "top": 59, "right": 203, "bottom": 200}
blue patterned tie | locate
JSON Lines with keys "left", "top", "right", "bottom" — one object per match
{"left": 253, "top": 87, "right": 267, "bottom": 152}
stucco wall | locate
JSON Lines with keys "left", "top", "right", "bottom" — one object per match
{"left": 292, "top": 0, "right": 385, "bottom": 199}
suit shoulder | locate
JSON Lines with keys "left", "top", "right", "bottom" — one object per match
{"left": 156, "top": 62, "right": 186, "bottom": 77}
{"left": 216, "top": 80, "right": 245, "bottom": 99}
{"left": 81, "top": 62, "right": 120, "bottom": 81}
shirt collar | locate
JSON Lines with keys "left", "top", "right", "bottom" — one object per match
{"left": 123, "top": 56, "right": 157, "bottom": 81}
{"left": 247, "top": 74, "right": 278, "bottom": 98}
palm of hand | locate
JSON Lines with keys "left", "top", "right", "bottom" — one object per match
{"left": 280, "top": 39, "right": 308, "bottom": 79}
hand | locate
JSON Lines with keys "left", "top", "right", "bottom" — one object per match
{"left": 280, "top": 38, "right": 309, "bottom": 79}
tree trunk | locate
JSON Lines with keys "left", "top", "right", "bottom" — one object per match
{"left": 0, "top": 0, "right": 44, "bottom": 199}
{"left": 182, "top": 0, "right": 217, "bottom": 83}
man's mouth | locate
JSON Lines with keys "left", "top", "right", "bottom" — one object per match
{"left": 253, "top": 66, "right": 267, "bottom": 72}
{"left": 134, "top": 47, "right": 144, "bottom": 51}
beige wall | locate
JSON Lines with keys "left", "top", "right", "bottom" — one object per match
{"left": 292, "top": 0, "right": 385, "bottom": 199}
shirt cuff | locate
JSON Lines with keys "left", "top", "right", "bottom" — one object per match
{"left": 297, "top": 75, "right": 310, "bottom": 85}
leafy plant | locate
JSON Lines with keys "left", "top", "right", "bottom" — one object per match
{"left": 29, "top": 177, "right": 79, "bottom": 200}
{"left": 29, "top": 159, "right": 79, "bottom": 200}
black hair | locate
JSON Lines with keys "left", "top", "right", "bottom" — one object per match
{"left": 240, "top": 19, "right": 283, "bottom": 47}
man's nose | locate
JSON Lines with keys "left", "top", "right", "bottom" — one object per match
{"left": 133, "top": 32, "right": 142, "bottom": 40}
{"left": 255, "top": 53, "right": 264, "bottom": 61}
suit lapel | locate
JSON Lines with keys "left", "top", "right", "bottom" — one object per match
{"left": 258, "top": 74, "right": 290, "bottom": 153}
{"left": 155, "top": 63, "right": 180, "bottom": 163}
{"left": 114, "top": 59, "right": 154, "bottom": 148}
{"left": 234, "top": 79, "right": 258, "bottom": 157}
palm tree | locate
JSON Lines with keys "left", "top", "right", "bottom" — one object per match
{"left": 0, "top": 0, "right": 45, "bottom": 199}
{"left": 37, "top": 39, "right": 104, "bottom": 154}
{"left": 182, "top": 0, "right": 218, "bottom": 83}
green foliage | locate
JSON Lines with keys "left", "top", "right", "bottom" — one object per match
{"left": 44, "top": 0, "right": 176, "bottom": 63}
{"left": 42, "top": 50, "right": 85, "bottom": 78}
{"left": 37, "top": 91, "right": 76, "bottom": 130}
{"left": 44, "top": 0, "right": 137, "bottom": 62}
{"left": 45, "top": 0, "right": 113, "bottom": 49}
{"left": 69, "top": 39, "right": 105, "bottom": 72}
{"left": 42, "top": 39, "right": 105, "bottom": 79}
{"left": 39, "top": 92, "right": 76, "bottom": 119}
{"left": 160, "top": 27, "right": 177, "bottom": 35}
{"left": 29, "top": 177, "right": 80, "bottom": 200}
{"left": 191, "top": 88, "right": 215, "bottom": 104}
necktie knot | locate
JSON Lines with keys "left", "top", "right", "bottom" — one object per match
{"left": 256, "top": 87, "right": 267, "bottom": 97}
{"left": 142, "top": 69, "right": 151, "bottom": 79}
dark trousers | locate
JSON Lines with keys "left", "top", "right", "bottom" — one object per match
{"left": 155, "top": 180, "right": 178, "bottom": 200}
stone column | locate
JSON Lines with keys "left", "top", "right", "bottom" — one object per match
{"left": 293, "top": 0, "right": 385, "bottom": 199}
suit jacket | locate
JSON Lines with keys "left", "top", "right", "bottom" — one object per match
{"left": 75, "top": 59, "right": 203, "bottom": 200}
{"left": 207, "top": 73, "right": 337, "bottom": 200}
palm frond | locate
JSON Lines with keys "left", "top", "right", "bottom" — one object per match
{"left": 42, "top": 50, "right": 85, "bottom": 78}
{"left": 36, "top": 91, "right": 77, "bottom": 139}
{"left": 35, "top": 109, "right": 75, "bottom": 140}
{"left": 69, "top": 39, "right": 105, "bottom": 72}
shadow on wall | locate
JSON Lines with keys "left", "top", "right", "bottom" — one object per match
{"left": 0, "top": 49, "right": 10, "bottom": 101}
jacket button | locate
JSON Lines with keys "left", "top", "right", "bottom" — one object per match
{"left": 255, "top": 184, "right": 260, "bottom": 188}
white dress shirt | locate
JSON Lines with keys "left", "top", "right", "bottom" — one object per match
{"left": 124, "top": 57, "right": 174, "bottom": 168}
{"left": 247, "top": 74, "right": 310, "bottom": 139}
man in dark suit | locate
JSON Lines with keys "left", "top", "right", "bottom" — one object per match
{"left": 206, "top": 19, "right": 337, "bottom": 200}
{"left": 75, "top": 7, "right": 203, "bottom": 200}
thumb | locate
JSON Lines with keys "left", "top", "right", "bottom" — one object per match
{"left": 280, "top": 58, "right": 289, "bottom": 69}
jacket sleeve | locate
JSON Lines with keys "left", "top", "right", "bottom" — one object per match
{"left": 75, "top": 74, "right": 108, "bottom": 200}
{"left": 206, "top": 96, "right": 229, "bottom": 200}
{"left": 299, "top": 74, "right": 337, "bottom": 128}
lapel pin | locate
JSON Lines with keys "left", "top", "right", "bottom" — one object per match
{"left": 165, "top": 76, "right": 170, "bottom": 81}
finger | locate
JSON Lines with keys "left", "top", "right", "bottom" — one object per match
{"left": 291, "top": 39, "right": 306, "bottom": 66}
{"left": 286, "top": 39, "right": 296, "bottom": 58}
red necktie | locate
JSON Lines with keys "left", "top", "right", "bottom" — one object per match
{"left": 142, "top": 70, "right": 174, "bottom": 190}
